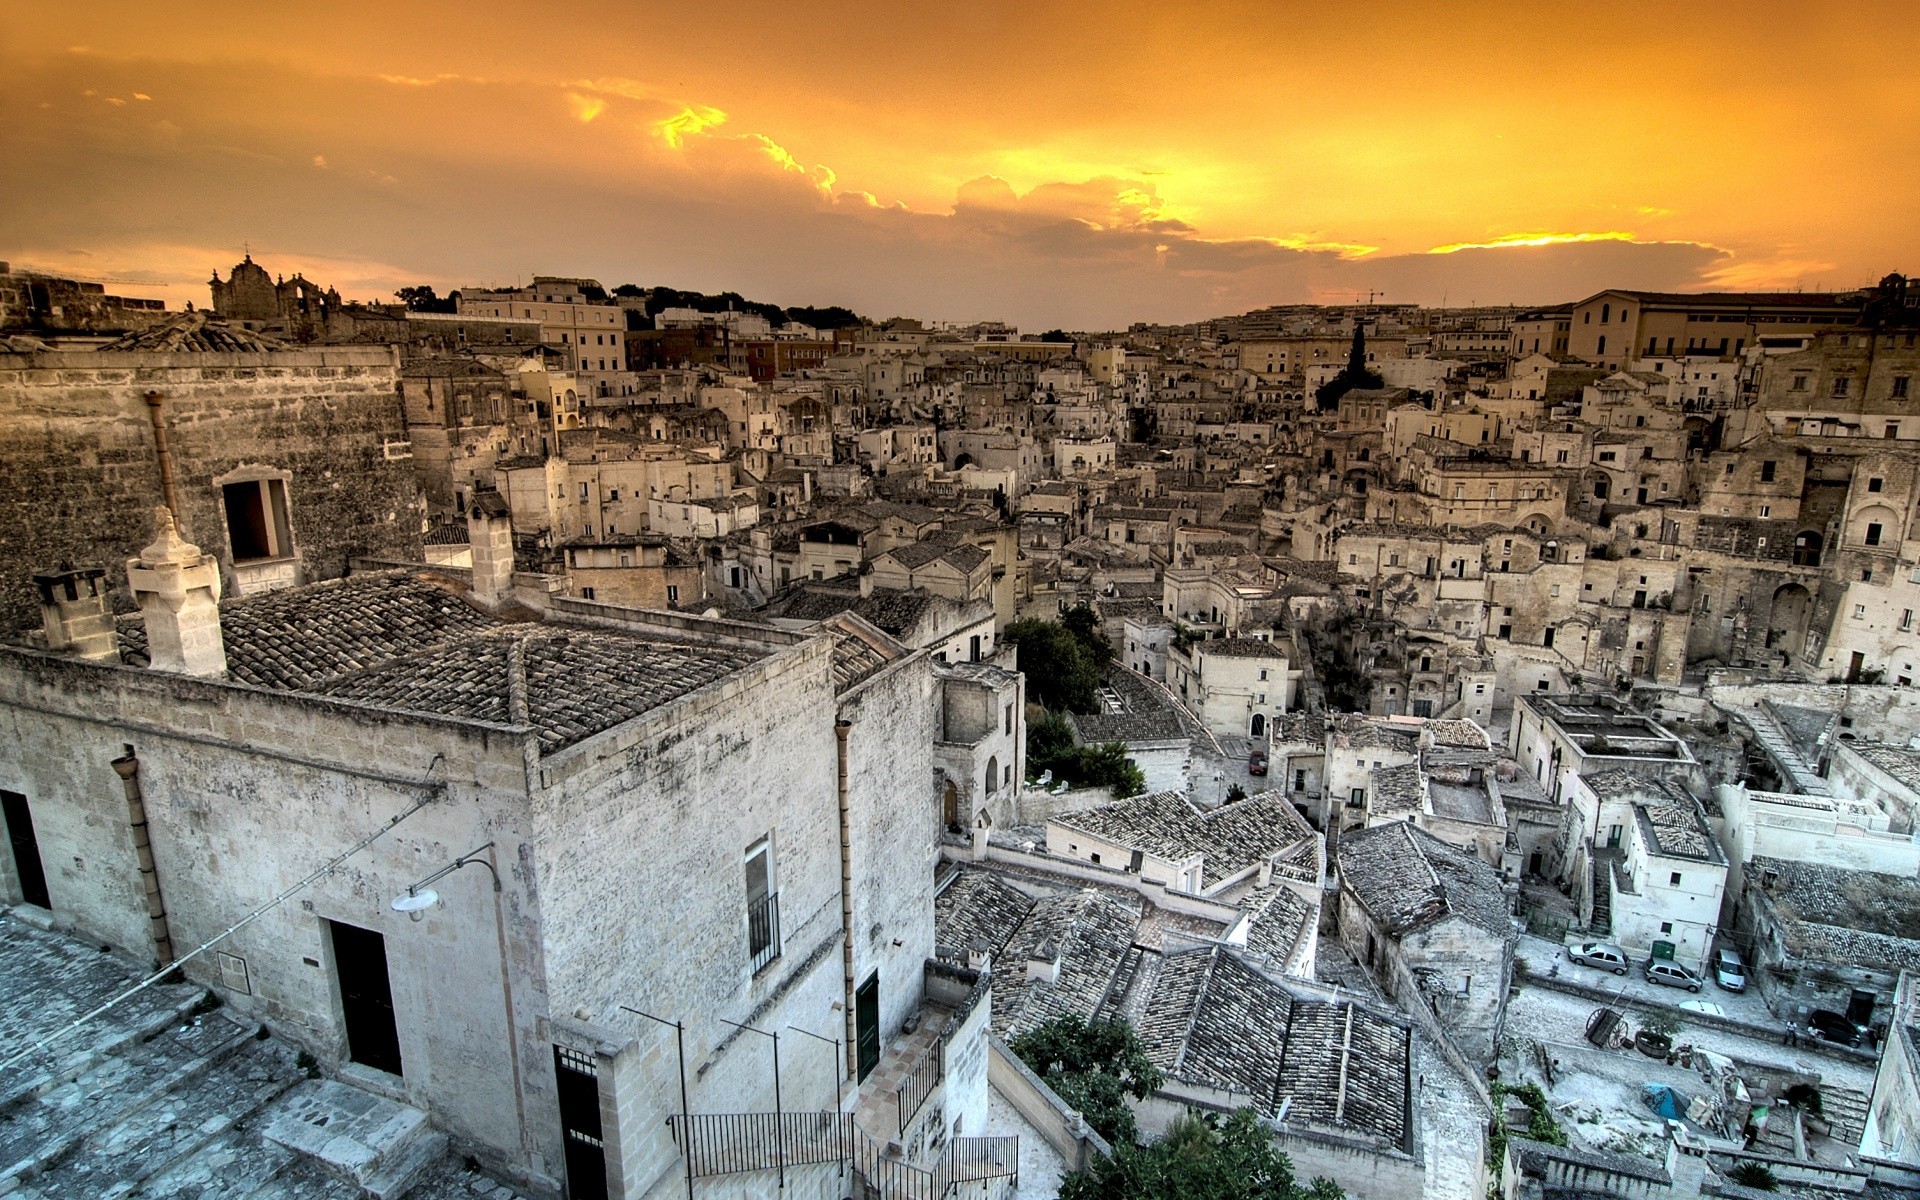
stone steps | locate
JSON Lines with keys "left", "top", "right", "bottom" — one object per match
{"left": 0, "top": 1006, "right": 258, "bottom": 1185}
{"left": 0, "top": 910, "right": 529, "bottom": 1200}
{"left": 262, "top": 1079, "right": 447, "bottom": 1199}
{"left": 15, "top": 1035, "right": 302, "bottom": 1199}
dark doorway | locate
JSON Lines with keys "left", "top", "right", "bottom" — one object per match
{"left": 2, "top": 790, "right": 51, "bottom": 910}
{"left": 855, "top": 972, "right": 881, "bottom": 1082}
{"left": 1847, "top": 988, "right": 1876, "bottom": 1026}
{"left": 553, "top": 1046, "right": 609, "bottom": 1200}
{"left": 329, "top": 921, "right": 403, "bottom": 1076}
{"left": 1249, "top": 712, "right": 1266, "bottom": 738}
{"left": 1848, "top": 652, "right": 1866, "bottom": 683}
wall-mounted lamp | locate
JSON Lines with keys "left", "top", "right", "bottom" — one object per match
{"left": 391, "top": 842, "right": 501, "bottom": 921}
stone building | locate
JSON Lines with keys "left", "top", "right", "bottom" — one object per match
{"left": 1336, "top": 820, "right": 1516, "bottom": 1066}
{"left": 0, "top": 323, "right": 425, "bottom": 637}
{"left": 0, "top": 506, "right": 989, "bottom": 1199}
{"left": 209, "top": 254, "right": 343, "bottom": 334}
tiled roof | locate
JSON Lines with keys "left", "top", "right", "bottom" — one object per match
{"left": 817, "top": 611, "right": 908, "bottom": 694}
{"left": 1854, "top": 744, "right": 1920, "bottom": 795}
{"left": 117, "top": 572, "right": 766, "bottom": 752}
{"left": 992, "top": 888, "right": 1143, "bottom": 1038}
{"left": 1199, "top": 637, "right": 1288, "bottom": 660}
{"left": 1368, "top": 762, "right": 1426, "bottom": 817}
{"left": 98, "top": 312, "right": 284, "bottom": 353}
{"left": 935, "top": 866, "right": 1037, "bottom": 961}
{"left": 1750, "top": 856, "right": 1920, "bottom": 969}
{"left": 1337, "top": 821, "right": 1512, "bottom": 938}
{"left": 1137, "top": 946, "right": 1410, "bottom": 1146}
{"left": 1052, "top": 790, "right": 1318, "bottom": 890}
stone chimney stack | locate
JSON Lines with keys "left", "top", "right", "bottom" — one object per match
{"left": 1026, "top": 938, "right": 1062, "bottom": 984}
{"left": 467, "top": 490, "right": 515, "bottom": 608}
{"left": 126, "top": 506, "right": 226, "bottom": 677}
{"left": 32, "top": 567, "right": 119, "bottom": 661}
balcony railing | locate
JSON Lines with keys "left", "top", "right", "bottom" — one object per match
{"left": 669, "top": 1111, "right": 1017, "bottom": 1199}
{"left": 747, "top": 891, "right": 781, "bottom": 975}
{"left": 898, "top": 1045, "right": 945, "bottom": 1134}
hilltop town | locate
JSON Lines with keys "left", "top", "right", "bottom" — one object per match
{"left": 2, "top": 257, "right": 1919, "bottom": 1200}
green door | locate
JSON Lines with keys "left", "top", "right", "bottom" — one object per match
{"left": 1651, "top": 940, "right": 1675, "bottom": 961}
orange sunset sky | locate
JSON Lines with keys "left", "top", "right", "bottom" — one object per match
{"left": 3, "top": 1, "right": 1916, "bottom": 328}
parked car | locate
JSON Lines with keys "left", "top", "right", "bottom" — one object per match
{"left": 1806, "top": 1009, "right": 1866, "bottom": 1047}
{"left": 1645, "top": 960, "right": 1703, "bottom": 992}
{"left": 1712, "top": 947, "right": 1747, "bottom": 992}
{"left": 1568, "top": 943, "right": 1629, "bottom": 975}
{"left": 1248, "top": 748, "right": 1268, "bottom": 776}
{"left": 1680, "top": 999, "right": 1727, "bottom": 1018}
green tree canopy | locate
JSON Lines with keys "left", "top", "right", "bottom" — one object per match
{"left": 1061, "top": 1110, "right": 1344, "bottom": 1200}
{"left": 1006, "top": 615, "right": 1106, "bottom": 713}
{"left": 1010, "top": 1016, "right": 1164, "bottom": 1147}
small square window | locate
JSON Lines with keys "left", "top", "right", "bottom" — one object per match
{"left": 1668, "top": 872, "right": 1681, "bottom": 886}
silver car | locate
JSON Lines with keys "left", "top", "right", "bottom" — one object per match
{"left": 1712, "top": 947, "right": 1746, "bottom": 992}
{"left": 1568, "top": 942, "right": 1629, "bottom": 975}
{"left": 1646, "top": 960, "right": 1703, "bottom": 992}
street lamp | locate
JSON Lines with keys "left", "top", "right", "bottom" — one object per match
{"left": 390, "top": 842, "right": 501, "bottom": 920}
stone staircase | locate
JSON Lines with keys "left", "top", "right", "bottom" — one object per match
{"left": 0, "top": 909, "right": 528, "bottom": 1200}
{"left": 1588, "top": 858, "right": 1611, "bottom": 936}
{"left": 1820, "top": 1083, "right": 1870, "bottom": 1149}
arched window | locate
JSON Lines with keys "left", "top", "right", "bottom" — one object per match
{"left": 985, "top": 755, "right": 999, "bottom": 793}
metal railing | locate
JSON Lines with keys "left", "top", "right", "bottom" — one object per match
{"left": 669, "top": 1110, "right": 1017, "bottom": 1199}
{"left": 747, "top": 891, "right": 781, "bottom": 974}
{"left": 898, "top": 1045, "right": 945, "bottom": 1134}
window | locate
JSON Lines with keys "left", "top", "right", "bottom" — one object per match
{"left": 666, "top": 585, "right": 679, "bottom": 604}
{"left": 1854, "top": 604, "right": 1867, "bottom": 619}
{"left": 1668, "top": 872, "right": 1682, "bottom": 887}
{"left": 1597, "top": 336, "right": 1607, "bottom": 355}
{"left": 1833, "top": 376, "right": 1851, "bottom": 398}
{"left": 1790, "top": 373, "right": 1809, "bottom": 391}
{"left": 221, "top": 478, "right": 293, "bottom": 563}
{"left": 745, "top": 838, "right": 780, "bottom": 972}
{"left": 1660, "top": 921, "right": 1674, "bottom": 934}
{"left": 1759, "top": 459, "right": 1778, "bottom": 483}
{"left": 1894, "top": 376, "right": 1911, "bottom": 399}
{"left": 1869, "top": 477, "right": 1884, "bottom": 493}
{"left": 1761, "top": 505, "right": 1771, "bottom": 518}
{"left": 1005, "top": 704, "right": 1014, "bottom": 735}
{"left": 1866, "top": 523, "right": 1884, "bottom": 547}
{"left": 1349, "top": 788, "right": 1366, "bottom": 808}
{"left": 579, "top": 586, "right": 595, "bottom": 601}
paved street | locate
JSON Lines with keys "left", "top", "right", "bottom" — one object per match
{"left": 1516, "top": 933, "right": 1779, "bottom": 1031}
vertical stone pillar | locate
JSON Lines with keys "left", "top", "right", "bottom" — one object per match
{"left": 32, "top": 566, "right": 119, "bottom": 661}
{"left": 126, "top": 506, "right": 226, "bottom": 678}
{"left": 468, "top": 490, "right": 516, "bottom": 607}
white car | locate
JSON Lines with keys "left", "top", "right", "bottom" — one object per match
{"left": 1680, "top": 999, "right": 1726, "bottom": 1018}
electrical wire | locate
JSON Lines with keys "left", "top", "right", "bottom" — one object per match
{"left": 0, "top": 774, "right": 444, "bottom": 1077}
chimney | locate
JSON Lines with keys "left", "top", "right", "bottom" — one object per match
{"left": 126, "top": 506, "right": 226, "bottom": 677}
{"left": 32, "top": 567, "right": 119, "bottom": 661}
{"left": 467, "top": 489, "right": 515, "bottom": 607}
{"left": 967, "top": 936, "right": 991, "bottom": 973}
{"left": 1026, "top": 938, "right": 1062, "bottom": 985}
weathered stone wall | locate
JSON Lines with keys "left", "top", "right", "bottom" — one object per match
{"left": 527, "top": 634, "right": 845, "bottom": 1197}
{"left": 840, "top": 655, "right": 941, "bottom": 1053}
{"left": 0, "top": 348, "right": 425, "bottom": 634}
{"left": 0, "top": 646, "right": 560, "bottom": 1187}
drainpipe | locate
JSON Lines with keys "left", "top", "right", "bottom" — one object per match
{"left": 835, "top": 719, "right": 857, "bottom": 1079}
{"left": 110, "top": 750, "right": 175, "bottom": 968}
{"left": 143, "top": 391, "right": 181, "bottom": 520}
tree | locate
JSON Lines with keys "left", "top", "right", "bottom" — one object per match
{"left": 1313, "top": 321, "right": 1384, "bottom": 409}
{"left": 1038, "top": 328, "right": 1075, "bottom": 343}
{"left": 1006, "top": 617, "right": 1104, "bottom": 713}
{"left": 1009, "top": 1016, "right": 1164, "bottom": 1147}
{"left": 1060, "top": 1109, "right": 1344, "bottom": 1200}
{"left": 394, "top": 285, "right": 455, "bottom": 313}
